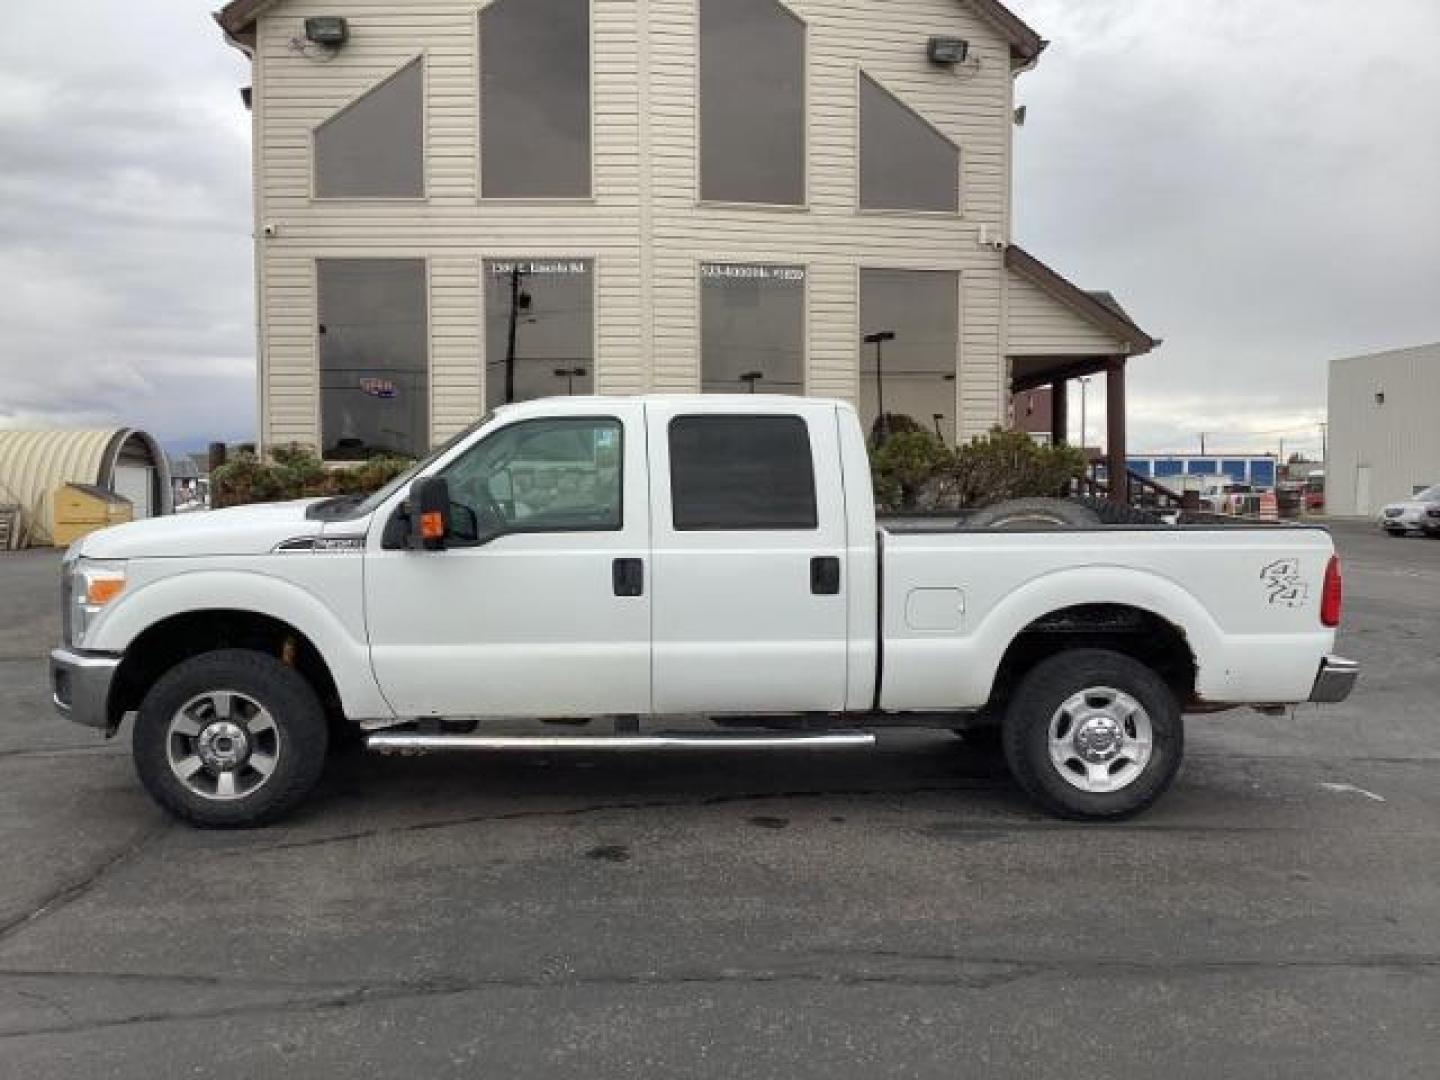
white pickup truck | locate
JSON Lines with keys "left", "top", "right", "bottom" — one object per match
{"left": 51, "top": 396, "right": 1356, "bottom": 827}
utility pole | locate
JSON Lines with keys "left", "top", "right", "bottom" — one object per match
{"left": 1199, "top": 432, "right": 1207, "bottom": 456}
{"left": 503, "top": 265, "right": 529, "bottom": 404}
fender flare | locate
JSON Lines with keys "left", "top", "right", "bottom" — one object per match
{"left": 966, "top": 565, "right": 1224, "bottom": 693}
{"left": 89, "top": 570, "right": 394, "bottom": 721}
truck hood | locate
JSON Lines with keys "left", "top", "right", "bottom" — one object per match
{"left": 76, "top": 501, "right": 334, "bottom": 559}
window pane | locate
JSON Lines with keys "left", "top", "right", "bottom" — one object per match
{"left": 480, "top": 0, "right": 591, "bottom": 198}
{"left": 444, "top": 418, "right": 622, "bottom": 532}
{"left": 484, "top": 259, "right": 594, "bottom": 409}
{"left": 669, "top": 415, "right": 817, "bottom": 530}
{"left": 701, "top": 264, "right": 805, "bottom": 395}
{"left": 699, "top": 0, "right": 805, "bottom": 205}
{"left": 859, "top": 74, "right": 959, "bottom": 213}
{"left": 859, "top": 269, "right": 959, "bottom": 442}
{"left": 318, "top": 259, "right": 429, "bottom": 458}
{"left": 315, "top": 59, "right": 424, "bottom": 198}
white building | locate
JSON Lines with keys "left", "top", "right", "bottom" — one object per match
{"left": 1327, "top": 342, "right": 1440, "bottom": 515}
{"left": 217, "top": 0, "right": 1157, "bottom": 491}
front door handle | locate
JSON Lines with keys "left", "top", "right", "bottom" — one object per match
{"left": 811, "top": 556, "right": 841, "bottom": 595}
{"left": 613, "top": 558, "right": 644, "bottom": 597}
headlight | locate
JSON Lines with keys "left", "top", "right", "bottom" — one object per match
{"left": 68, "top": 559, "right": 128, "bottom": 647}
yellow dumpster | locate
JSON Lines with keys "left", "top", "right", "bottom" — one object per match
{"left": 52, "top": 484, "right": 133, "bottom": 548}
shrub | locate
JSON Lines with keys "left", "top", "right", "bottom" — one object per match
{"left": 871, "top": 431, "right": 955, "bottom": 512}
{"left": 212, "top": 444, "right": 413, "bottom": 508}
{"left": 950, "top": 428, "right": 1087, "bottom": 508}
{"left": 870, "top": 421, "right": 1087, "bottom": 513}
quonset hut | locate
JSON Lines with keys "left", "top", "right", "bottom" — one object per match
{"left": 0, "top": 429, "right": 172, "bottom": 548}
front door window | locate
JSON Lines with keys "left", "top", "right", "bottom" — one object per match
{"left": 442, "top": 417, "right": 623, "bottom": 536}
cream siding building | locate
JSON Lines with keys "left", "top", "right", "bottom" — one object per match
{"left": 219, "top": 0, "right": 1156, "bottom": 489}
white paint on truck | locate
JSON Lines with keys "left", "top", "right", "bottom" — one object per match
{"left": 51, "top": 395, "right": 1356, "bottom": 825}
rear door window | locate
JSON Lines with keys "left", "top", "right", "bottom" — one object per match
{"left": 668, "top": 415, "right": 817, "bottom": 531}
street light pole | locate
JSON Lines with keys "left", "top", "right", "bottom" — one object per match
{"left": 864, "top": 331, "right": 896, "bottom": 442}
{"left": 553, "top": 366, "right": 587, "bottom": 395}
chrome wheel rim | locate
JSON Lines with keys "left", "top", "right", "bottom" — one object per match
{"left": 167, "top": 691, "right": 281, "bottom": 801}
{"left": 1047, "top": 687, "right": 1153, "bottom": 793}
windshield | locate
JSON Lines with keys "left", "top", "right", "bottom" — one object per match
{"left": 1415, "top": 485, "right": 1440, "bottom": 502}
{"left": 308, "top": 413, "right": 496, "bottom": 521}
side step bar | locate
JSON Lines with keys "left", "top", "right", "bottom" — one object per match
{"left": 366, "top": 731, "right": 877, "bottom": 754}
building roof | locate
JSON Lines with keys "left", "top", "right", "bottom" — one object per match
{"left": 1330, "top": 341, "right": 1440, "bottom": 368}
{"left": 217, "top": 0, "right": 1047, "bottom": 62}
{"left": 1006, "top": 245, "right": 1160, "bottom": 357}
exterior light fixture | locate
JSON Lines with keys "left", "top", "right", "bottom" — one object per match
{"left": 1375, "top": 390, "right": 1386, "bottom": 406}
{"left": 927, "top": 37, "right": 970, "bottom": 65}
{"left": 304, "top": 17, "right": 350, "bottom": 47}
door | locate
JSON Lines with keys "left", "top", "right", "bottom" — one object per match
{"left": 1355, "top": 465, "right": 1373, "bottom": 516}
{"left": 364, "top": 405, "right": 651, "bottom": 718}
{"left": 113, "top": 465, "right": 153, "bottom": 518}
{"left": 645, "top": 401, "right": 850, "bottom": 714}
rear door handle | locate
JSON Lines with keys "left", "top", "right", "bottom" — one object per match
{"left": 811, "top": 556, "right": 841, "bottom": 595}
{"left": 613, "top": 558, "right": 644, "bottom": 597}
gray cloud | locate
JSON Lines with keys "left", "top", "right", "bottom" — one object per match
{"left": 1010, "top": 0, "right": 1440, "bottom": 455}
{"left": 0, "top": 1, "right": 254, "bottom": 445}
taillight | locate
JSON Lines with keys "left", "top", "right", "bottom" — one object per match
{"left": 1321, "top": 555, "right": 1343, "bottom": 628}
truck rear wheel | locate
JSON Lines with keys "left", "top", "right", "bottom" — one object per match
{"left": 1001, "top": 649, "right": 1182, "bottom": 820}
{"left": 132, "top": 649, "right": 328, "bottom": 828}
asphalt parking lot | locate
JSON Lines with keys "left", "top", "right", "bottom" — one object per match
{"left": 0, "top": 520, "right": 1436, "bottom": 1078}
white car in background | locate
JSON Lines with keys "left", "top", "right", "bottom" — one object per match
{"left": 1380, "top": 485, "right": 1440, "bottom": 537}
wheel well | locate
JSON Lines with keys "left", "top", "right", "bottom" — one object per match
{"left": 988, "top": 604, "right": 1197, "bottom": 714}
{"left": 109, "top": 611, "right": 342, "bottom": 730}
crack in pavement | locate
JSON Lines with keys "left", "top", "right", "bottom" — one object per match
{"left": 0, "top": 745, "right": 124, "bottom": 762}
{"left": 249, "top": 782, "right": 1013, "bottom": 854}
{"left": 1, "top": 952, "right": 1438, "bottom": 1039}
{"left": 0, "top": 822, "right": 170, "bottom": 946}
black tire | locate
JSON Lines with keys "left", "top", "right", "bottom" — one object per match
{"left": 1077, "top": 497, "right": 1165, "bottom": 526}
{"left": 966, "top": 498, "right": 1100, "bottom": 531}
{"left": 133, "top": 649, "right": 328, "bottom": 828}
{"left": 1001, "top": 649, "right": 1183, "bottom": 820}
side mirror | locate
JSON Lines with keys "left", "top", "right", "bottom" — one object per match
{"left": 409, "top": 477, "right": 451, "bottom": 551}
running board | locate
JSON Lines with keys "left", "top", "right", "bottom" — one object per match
{"left": 366, "top": 731, "right": 877, "bottom": 754}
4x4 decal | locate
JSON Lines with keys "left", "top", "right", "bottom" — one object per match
{"left": 1261, "top": 558, "right": 1309, "bottom": 608}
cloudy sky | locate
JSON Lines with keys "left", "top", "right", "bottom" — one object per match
{"left": 1009, "top": 0, "right": 1440, "bottom": 455}
{"left": 0, "top": 0, "right": 1437, "bottom": 455}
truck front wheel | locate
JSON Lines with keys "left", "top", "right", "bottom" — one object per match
{"left": 133, "top": 649, "right": 328, "bottom": 828}
{"left": 1002, "top": 649, "right": 1183, "bottom": 820}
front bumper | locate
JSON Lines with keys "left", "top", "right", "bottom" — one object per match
{"left": 1309, "top": 655, "right": 1359, "bottom": 704}
{"left": 50, "top": 648, "right": 121, "bottom": 729}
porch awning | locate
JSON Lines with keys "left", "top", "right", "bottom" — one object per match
{"left": 1006, "top": 245, "right": 1159, "bottom": 391}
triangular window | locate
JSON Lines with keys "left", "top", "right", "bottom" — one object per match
{"left": 859, "top": 73, "right": 959, "bottom": 213}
